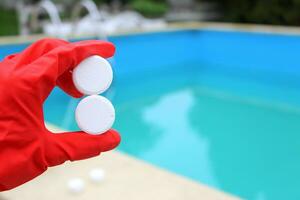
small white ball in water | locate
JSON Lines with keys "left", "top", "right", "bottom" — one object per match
{"left": 89, "top": 168, "right": 105, "bottom": 183}
{"left": 67, "top": 178, "right": 85, "bottom": 193}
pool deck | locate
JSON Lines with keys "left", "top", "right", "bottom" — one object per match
{"left": 0, "top": 124, "right": 238, "bottom": 200}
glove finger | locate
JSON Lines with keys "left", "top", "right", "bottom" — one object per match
{"left": 45, "top": 129, "right": 121, "bottom": 167}
{"left": 37, "top": 40, "right": 115, "bottom": 76}
{"left": 8, "top": 38, "right": 69, "bottom": 64}
{"left": 30, "top": 40, "right": 115, "bottom": 100}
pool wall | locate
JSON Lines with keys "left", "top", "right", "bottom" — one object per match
{"left": 110, "top": 29, "right": 300, "bottom": 80}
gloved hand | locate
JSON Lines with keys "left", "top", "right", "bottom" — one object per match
{"left": 0, "top": 38, "right": 121, "bottom": 191}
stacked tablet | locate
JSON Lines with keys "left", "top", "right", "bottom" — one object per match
{"left": 73, "top": 56, "right": 115, "bottom": 135}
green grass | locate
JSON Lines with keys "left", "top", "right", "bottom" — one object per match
{"left": 130, "top": 0, "right": 168, "bottom": 18}
{"left": 0, "top": 8, "right": 18, "bottom": 36}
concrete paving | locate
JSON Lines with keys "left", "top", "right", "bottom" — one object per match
{"left": 1, "top": 151, "right": 238, "bottom": 200}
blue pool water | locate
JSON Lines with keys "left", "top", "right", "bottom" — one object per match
{"left": 1, "top": 29, "right": 300, "bottom": 199}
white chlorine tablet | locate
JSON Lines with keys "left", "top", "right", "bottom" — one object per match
{"left": 67, "top": 178, "right": 85, "bottom": 193}
{"left": 89, "top": 168, "right": 105, "bottom": 183}
{"left": 73, "top": 55, "right": 113, "bottom": 95}
{"left": 75, "top": 95, "right": 115, "bottom": 135}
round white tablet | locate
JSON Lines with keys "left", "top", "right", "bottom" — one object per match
{"left": 73, "top": 55, "right": 113, "bottom": 95}
{"left": 89, "top": 168, "right": 105, "bottom": 183}
{"left": 75, "top": 95, "right": 115, "bottom": 135}
{"left": 67, "top": 178, "right": 85, "bottom": 193}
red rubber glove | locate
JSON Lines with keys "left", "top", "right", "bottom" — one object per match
{"left": 0, "top": 38, "right": 121, "bottom": 191}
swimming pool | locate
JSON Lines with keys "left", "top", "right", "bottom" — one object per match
{"left": 1, "top": 28, "right": 300, "bottom": 199}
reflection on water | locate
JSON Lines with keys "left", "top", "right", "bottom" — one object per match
{"left": 142, "top": 89, "right": 219, "bottom": 187}
{"left": 114, "top": 96, "right": 161, "bottom": 155}
{"left": 113, "top": 62, "right": 196, "bottom": 155}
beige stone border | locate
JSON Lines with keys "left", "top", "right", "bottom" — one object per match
{"left": 169, "top": 21, "right": 300, "bottom": 35}
{"left": 0, "top": 124, "right": 239, "bottom": 200}
{"left": 0, "top": 21, "right": 300, "bottom": 45}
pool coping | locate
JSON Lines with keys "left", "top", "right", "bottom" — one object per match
{"left": 0, "top": 123, "right": 239, "bottom": 200}
{"left": 1, "top": 21, "right": 300, "bottom": 45}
